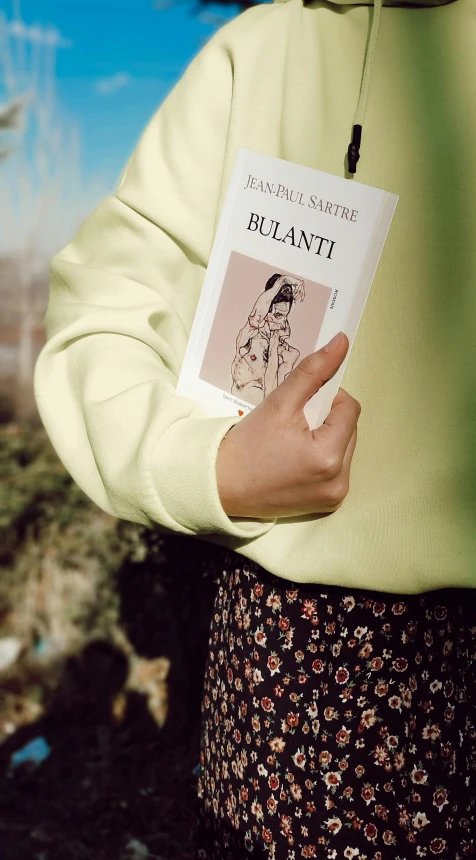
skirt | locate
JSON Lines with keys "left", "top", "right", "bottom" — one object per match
{"left": 196, "top": 556, "right": 475, "bottom": 860}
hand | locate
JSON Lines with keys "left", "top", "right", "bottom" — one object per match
{"left": 291, "top": 278, "right": 306, "bottom": 302}
{"left": 280, "top": 275, "right": 305, "bottom": 302}
{"left": 216, "top": 332, "right": 361, "bottom": 518}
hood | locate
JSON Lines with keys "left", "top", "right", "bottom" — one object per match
{"left": 275, "top": 0, "right": 459, "bottom": 171}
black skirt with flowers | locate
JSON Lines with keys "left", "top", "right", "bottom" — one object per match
{"left": 195, "top": 555, "right": 475, "bottom": 860}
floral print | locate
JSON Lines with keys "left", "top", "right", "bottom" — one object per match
{"left": 196, "top": 561, "right": 475, "bottom": 860}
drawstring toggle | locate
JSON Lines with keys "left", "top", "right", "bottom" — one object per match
{"left": 347, "top": 124, "right": 362, "bottom": 175}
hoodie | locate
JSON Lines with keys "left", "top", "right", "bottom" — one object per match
{"left": 33, "top": 0, "right": 476, "bottom": 593}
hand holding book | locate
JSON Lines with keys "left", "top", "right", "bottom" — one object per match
{"left": 216, "top": 331, "right": 361, "bottom": 519}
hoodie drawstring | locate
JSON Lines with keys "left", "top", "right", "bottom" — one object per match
{"left": 347, "top": 0, "right": 382, "bottom": 174}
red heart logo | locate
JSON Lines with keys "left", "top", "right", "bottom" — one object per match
{"left": 238, "top": 410, "right": 244, "bottom": 416}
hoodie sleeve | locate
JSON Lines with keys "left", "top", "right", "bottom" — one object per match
{"left": 33, "top": 28, "right": 276, "bottom": 540}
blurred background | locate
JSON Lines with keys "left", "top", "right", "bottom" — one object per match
{"left": 0, "top": 1, "right": 259, "bottom": 857}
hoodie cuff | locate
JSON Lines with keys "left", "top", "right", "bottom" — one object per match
{"left": 150, "top": 415, "right": 276, "bottom": 538}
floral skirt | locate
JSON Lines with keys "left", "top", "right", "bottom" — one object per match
{"left": 196, "top": 557, "right": 476, "bottom": 860}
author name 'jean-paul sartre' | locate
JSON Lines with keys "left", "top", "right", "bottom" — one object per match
{"left": 243, "top": 173, "right": 359, "bottom": 223}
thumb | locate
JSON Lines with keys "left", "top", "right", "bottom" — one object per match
{"left": 274, "top": 331, "right": 349, "bottom": 413}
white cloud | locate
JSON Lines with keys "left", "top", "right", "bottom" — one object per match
{"left": 196, "top": 10, "right": 229, "bottom": 27}
{"left": 95, "top": 72, "right": 131, "bottom": 97}
{"left": 8, "top": 19, "right": 73, "bottom": 49}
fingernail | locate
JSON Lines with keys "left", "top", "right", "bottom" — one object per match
{"left": 324, "top": 331, "right": 344, "bottom": 352}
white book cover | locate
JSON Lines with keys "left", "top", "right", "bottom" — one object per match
{"left": 176, "top": 148, "right": 399, "bottom": 429}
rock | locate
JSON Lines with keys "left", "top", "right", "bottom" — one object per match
{"left": 122, "top": 838, "right": 149, "bottom": 859}
{"left": 0, "top": 637, "right": 21, "bottom": 671}
{"left": 125, "top": 656, "right": 170, "bottom": 727}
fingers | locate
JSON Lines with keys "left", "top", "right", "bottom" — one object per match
{"left": 323, "top": 428, "right": 357, "bottom": 512}
{"left": 313, "top": 387, "right": 360, "bottom": 447}
{"left": 273, "top": 335, "right": 349, "bottom": 414}
{"left": 341, "top": 426, "right": 358, "bottom": 474}
{"left": 312, "top": 388, "right": 361, "bottom": 468}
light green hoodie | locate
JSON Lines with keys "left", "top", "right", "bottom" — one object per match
{"left": 33, "top": 0, "right": 476, "bottom": 593}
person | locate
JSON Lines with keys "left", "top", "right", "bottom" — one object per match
{"left": 33, "top": 0, "right": 475, "bottom": 857}
{"left": 231, "top": 273, "right": 304, "bottom": 403}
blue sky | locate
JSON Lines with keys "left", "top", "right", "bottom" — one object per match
{"left": 1, "top": 0, "right": 246, "bottom": 191}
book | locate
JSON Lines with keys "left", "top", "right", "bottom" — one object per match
{"left": 176, "top": 148, "right": 399, "bottom": 429}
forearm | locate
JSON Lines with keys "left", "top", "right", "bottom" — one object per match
{"left": 263, "top": 340, "right": 280, "bottom": 397}
{"left": 249, "top": 277, "right": 286, "bottom": 326}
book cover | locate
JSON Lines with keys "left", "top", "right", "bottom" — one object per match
{"left": 176, "top": 148, "right": 399, "bottom": 429}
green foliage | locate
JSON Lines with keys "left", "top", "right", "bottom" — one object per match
{"left": 0, "top": 423, "right": 145, "bottom": 642}
{"left": 0, "top": 424, "right": 91, "bottom": 557}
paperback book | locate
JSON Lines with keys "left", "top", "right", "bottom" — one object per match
{"left": 176, "top": 148, "right": 398, "bottom": 429}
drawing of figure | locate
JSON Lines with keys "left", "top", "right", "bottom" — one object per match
{"left": 231, "top": 272, "right": 306, "bottom": 405}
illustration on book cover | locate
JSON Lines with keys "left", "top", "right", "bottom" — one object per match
{"left": 199, "top": 250, "right": 332, "bottom": 406}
